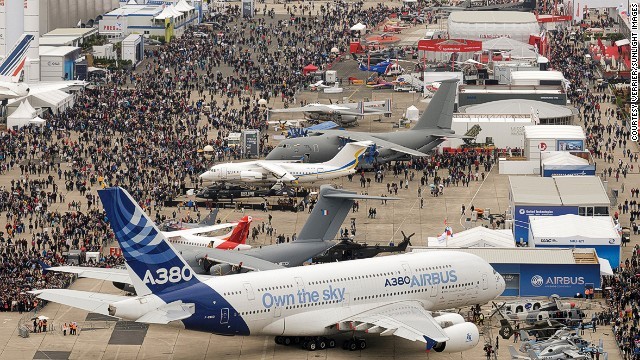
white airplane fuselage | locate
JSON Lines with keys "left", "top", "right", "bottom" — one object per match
{"left": 202, "top": 161, "right": 357, "bottom": 184}
{"left": 111, "top": 251, "right": 505, "bottom": 337}
{"left": 167, "top": 234, "right": 252, "bottom": 250}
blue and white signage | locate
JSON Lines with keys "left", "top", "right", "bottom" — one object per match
{"left": 513, "top": 206, "right": 578, "bottom": 243}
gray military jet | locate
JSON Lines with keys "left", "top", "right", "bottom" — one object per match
{"left": 265, "top": 78, "right": 465, "bottom": 164}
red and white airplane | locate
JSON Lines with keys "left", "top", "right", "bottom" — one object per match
{"left": 165, "top": 216, "right": 253, "bottom": 250}
{"left": 383, "top": 24, "right": 410, "bottom": 33}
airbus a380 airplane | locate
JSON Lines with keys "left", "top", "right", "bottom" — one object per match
{"left": 33, "top": 187, "right": 505, "bottom": 353}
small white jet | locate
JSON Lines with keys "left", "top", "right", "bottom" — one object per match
{"left": 199, "top": 141, "right": 371, "bottom": 185}
{"left": 164, "top": 215, "right": 253, "bottom": 250}
{"left": 309, "top": 80, "right": 330, "bottom": 90}
{"left": 32, "top": 187, "right": 506, "bottom": 353}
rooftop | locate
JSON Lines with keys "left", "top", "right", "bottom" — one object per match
{"left": 43, "top": 28, "right": 98, "bottom": 37}
{"left": 459, "top": 99, "right": 574, "bottom": 119}
{"left": 39, "top": 36, "right": 79, "bottom": 46}
{"left": 529, "top": 214, "right": 619, "bottom": 240}
{"left": 448, "top": 11, "right": 537, "bottom": 24}
{"left": 104, "top": 4, "right": 163, "bottom": 17}
{"left": 554, "top": 176, "right": 610, "bottom": 206}
{"left": 509, "top": 176, "right": 561, "bottom": 205}
{"left": 509, "top": 176, "right": 610, "bottom": 206}
{"left": 39, "top": 46, "right": 81, "bottom": 57}
{"left": 523, "top": 125, "right": 585, "bottom": 140}
{"left": 410, "top": 247, "right": 599, "bottom": 264}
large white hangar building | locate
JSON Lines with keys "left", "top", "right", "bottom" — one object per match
{"left": 39, "top": 0, "right": 121, "bottom": 33}
{"left": 447, "top": 11, "right": 540, "bottom": 43}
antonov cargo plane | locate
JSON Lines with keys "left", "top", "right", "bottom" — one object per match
{"left": 32, "top": 187, "right": 505, "bottom": 353}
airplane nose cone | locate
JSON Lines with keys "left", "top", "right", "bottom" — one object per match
{"left": 199, "top": 171, "right": 213, "bottom": 183}
{"left": 497, "top": 273, "right": 505, "bottom": 296}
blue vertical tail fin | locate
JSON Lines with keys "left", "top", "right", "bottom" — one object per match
{"left": 98, "top": 187, "right": 200, "bottom": 296}
{"left": 0, "top": 34, "right": 34, "bottom": 79}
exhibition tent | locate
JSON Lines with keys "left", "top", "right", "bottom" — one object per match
{"left": 302, "top": 64, "right": 318, "bottom": 75}
{"left": 28, "top": 90, "right": 75, "bottom": 114}
{"left": 482, "top": 36, "right": 534, "bottom": 51}
{"left": 7, "top": 99, "right": 37, "bottom": 130}
{"left": 405, "top": 105, "right": 419, "bottom": 121}
{"left": 350, "top": 23, "right": 366, "bottom": 32}
{"left": 428, "top": 226, "right": 515, "bottom": 248}
{"left": 175, "top": 0, "right": 195, "bottom": 12}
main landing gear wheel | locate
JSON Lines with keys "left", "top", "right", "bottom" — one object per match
{"left": 317, "top": 339, "right": 327, "bottom": 350}
{"left": 306, "top": 340, "right": 317, "bottom": 351}
{"left": 274, "top": 336, "right": 294, "bottom": 346}
{"left": 343, "top": 338, "right": 366, "bottom": 351}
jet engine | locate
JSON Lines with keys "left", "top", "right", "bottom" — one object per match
{"left": 209, "top": 263, "right": 250, "bottom": 276}
{"left": 433, "top": 313, "right": 465, "bottom": 327}
{"left": 432, "top": 322, "right": 479, "bottom": 353}
{"left": 241, "top": 171, "right": 265, "bottom": 181}
{"left": 108, "top": 295, "right": 164, "bottom": 320}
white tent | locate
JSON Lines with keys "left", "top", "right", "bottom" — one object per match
{"left": 482, "top": 36, "right": 534, "bottom": 51}
{"left": 350, "top": 23, "right": 366, "bottom": 32}
{"left": 529, "top": 215, "right": 620, "bottom": 246}
{"left": 405, "top": 105, "right": 419, "bottom": 121}
{"left": 28, "top": 90, "right": 75, "bottom": 115}
{"left": 615, "top": 39, "right": 630, "bottom": 47}
{"left": 126, "top": 0, "right": 138, "bottom": 4}
{"left": 175, "top": 0, "right": 195, "bottom": 12}
{"left": 7, "top": 99, "right": 38, "bottom": 130}
{"left": 167, "top": 5, "right": 184, "bottom": 17}
{"left": 541, "top": 151, "right": 589, "bottom": 166}
{"left": 428, "top": 226, "right": 515, "bottom": 248}
{"left": 155, "top": 5, "right": 183, "bottom": 20}
{"left": 30, "top": 116, "right": 46, "bottom": 126}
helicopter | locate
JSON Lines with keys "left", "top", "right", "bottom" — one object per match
{"left": 312, "top": 231, "right": 414, "bottom": 263}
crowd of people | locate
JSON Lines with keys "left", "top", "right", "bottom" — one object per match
{"left": 0, "top": 1, "right": 411, "bottom": 314}
{"left": 0, "top": 4, "right": 636, "bottom": 360}
{"left": 543, "top": 9, "right": 640, "bottom": 358}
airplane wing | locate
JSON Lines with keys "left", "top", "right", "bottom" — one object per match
{"left": 333, "top": 301, "right": 449, "bottom": 345}
{"left": 306, "top": 121, "right": 339, "bottom": 131}
{"left": 433, "top": 133, "right": 473, "bottom": 139}
{"left": 30, "top": 289, "right": 195, "bottom": 324}
{"left": 162, "top": 222, "right": 238, "bottom": 238}
{"left": 254, "top": 162, "right": 297, "bottom": 182}
{"left": 0, "top": 88, "right": 19, "bottom": 97}
{"left": 47, "top": 266, "right": 216, "bottom": 285}
{"left": 336, "top": 135, "right": 429, "bottom": 157}
{"left": 269, "top": 105, "right": 336, "bottom": 114}
{"left": 26, "top": 81, "right": 87, "bottom": 95}
{"left": 176, "top": 245, "right": 286, "bottom": 272}
{"left": 29, "top": 289, "right": 129, "bottom": 315}
{"left": 48, "top": 266, "right": 132, "bottom": 284}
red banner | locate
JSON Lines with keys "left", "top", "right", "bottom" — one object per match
{"left": 537, "top": 15, "right": 573, "bottom": 23}
{"left": 110, "top": 247, "right": 123, "bottom": 257}
{"left": 418, "top": 39, "right": 482, "bottom": 52}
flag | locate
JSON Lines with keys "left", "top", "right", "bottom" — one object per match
{"left": 445, "top": 226, "right": 454, "bottom": 237}
{"left": 77, "top": 19, "right": 82, "bottom": 27}
{"left": 321, "top": 209, "right": 329, "bottom": 216}
{"left": 437, "top": 231, "right": 447, "bottom": 243}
